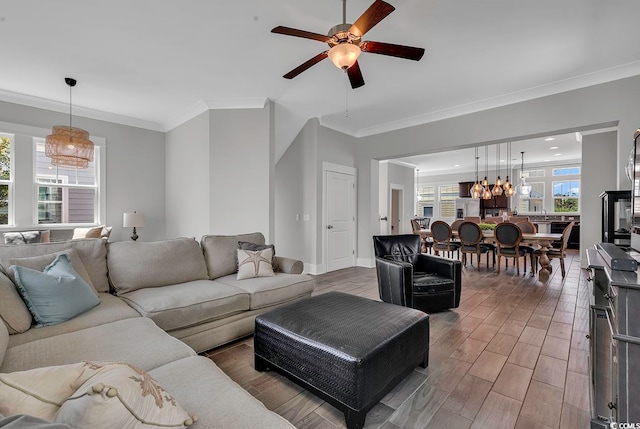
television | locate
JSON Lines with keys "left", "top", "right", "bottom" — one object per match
{"left": 630, "top": 129, "right": 640, "bottom": 251}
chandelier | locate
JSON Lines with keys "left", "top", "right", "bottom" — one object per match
{"left": 516, "top": 151, "right": 532, "bottom": 196}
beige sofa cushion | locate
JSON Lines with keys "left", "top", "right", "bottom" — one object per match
{"left": 149, "top": 356, "right": 295, "bottom": 429}
{"left": 3, "top": 248, "right": 97, "bottom": 294}
{"left": 0, "top": 239, "right": 109, "bottom": 293}
{"left": 1, "top": 318, "right": 195, "bottom": 374}
{"left": 7, "top": 293, "right": 139, "bottom": 348}
{"left": 0, "top": 271, "right": 32, "bottom": 334}
{"left": 201, "top": 232, "right": 265, "bottom": 280}
{"left": 214, "top": 273, "right": 314, "bottom": 310}
{"left": 108, "top": 238, "right": 209, "bottom": 295}
{"left": 119, "top": 280, "right": 250, "bottom": 331}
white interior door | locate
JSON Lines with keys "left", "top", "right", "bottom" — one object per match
{"left": 391, "top": 188, "right": 401, "bottom": 235}
{"left": 326, "top": 170, "right": 356, "bottom": 272}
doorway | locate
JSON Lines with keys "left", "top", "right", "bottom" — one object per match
{"left": 390, "top": 185, "right": 404, "bottom": 235}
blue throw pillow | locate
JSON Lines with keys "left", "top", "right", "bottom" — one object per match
{"left": 11, "top": 254, "right": 100, "bottom": 327}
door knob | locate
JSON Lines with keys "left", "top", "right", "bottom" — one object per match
{"left": 327, "top": 225, "right": 334, "bottom": 229}
{"left": 380, "top": 216, "right": 388, "bottom": 221}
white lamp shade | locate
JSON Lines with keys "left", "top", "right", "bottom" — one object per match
{"left": 123, "top": 212, "right": 145, "bottom": 228}
{"left": 327, "top": 44, "right": 361, "bottom": 70}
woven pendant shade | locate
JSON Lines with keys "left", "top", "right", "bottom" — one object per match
{"left": 45, "top": 126, "right": 94, "bottom": 168}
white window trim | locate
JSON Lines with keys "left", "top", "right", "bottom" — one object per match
{"left": 0, "top": 132, "right": 15, "bottom": 226}
{"left": 552, "top": 179, "right": 580, "bottom": 213}
{"left": 0, "top": 121, "right": 106, "bottom": 229}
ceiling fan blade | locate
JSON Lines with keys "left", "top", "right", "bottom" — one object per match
{"left": 271, "top": 26, "right": 331, "bottom": 43}
{"left": 283, "top": 51, "right": 329, "bottom": 79}
{"left": 347, "top": 61, "right": 365, "bottom": 89}
{"left": 360, "top": 41, "right": 425, "bottom": 61}
{"left": 349, "top": 0, "right": 395, "bottom": 37}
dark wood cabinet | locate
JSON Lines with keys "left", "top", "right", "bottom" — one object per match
{"left": 600, "top": 190, "right": 631, "bottom": 246}
{"left": 459, "top": 182, "right": 474, "bottom": 198}
{"left": 459, "top": 182, "right": 509, "bottom": 217}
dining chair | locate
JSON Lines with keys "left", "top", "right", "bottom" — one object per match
{"left": 431, "top": 221, "right": 461, "bottom": 258}
{"left": 494, "top": 222, "right": 528, "bottom": 275}
{"left": 483, "top": 216, "right": 504, "bottom": 224}
{"left": 517, "top": 221, "right": 538, "bottom": 270}
{"left": 534, "top": 221, "right": 574, "bottom": 278}
{"left": 458, "top": 221, "right": 494, "bottom": 269}
{"left": 450, "top": 219, "right": 464, "bottom": 231}
{"left": 463, "top": 216, "right": 481, "bottom": 224}
{"left": 410, "top": 219, "right": 432, "bottom": 254}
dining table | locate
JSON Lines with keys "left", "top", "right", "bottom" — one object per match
{"left": 418, "top": 229, "right": 562, "bottom": 281}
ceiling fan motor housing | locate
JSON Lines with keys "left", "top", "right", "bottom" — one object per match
{"left": 328, "top": 23, "right": 360, "bottom": 47}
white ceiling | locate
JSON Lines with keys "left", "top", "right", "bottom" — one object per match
{"left": 393, "top": 132, "right": 585, "bottom": 176}
{"left": 1, "top": 1, "right": 639, "bottom": 160}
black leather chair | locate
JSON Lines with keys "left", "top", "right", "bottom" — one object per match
{"left": 373, "top": 234, "right": 462, "bottom": 313}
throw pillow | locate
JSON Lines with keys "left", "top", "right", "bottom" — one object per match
{"left": 3, "top": 231, "right": 49, "bottom": 245}
{"left": 0, "top": 362, "right": 97, "bottom": 421}
{"left": 237, "top": 248, "right": 275, "bottom": 280}
{"left": 56, "top": 362, "right": 197, "bottom": 428}
{"left": 3, "top": 249, "right": 98, "bottom": 295}
{"left": 11, "top": 254, "right": 100, "bottom": 327}
{"left": 72, "top": 225, "right": 104, "bottom": 240}
{"left": 238, "top": 241, "right": 279, "bottom": 272}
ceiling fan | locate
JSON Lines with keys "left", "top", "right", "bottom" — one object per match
{"left": 272, "top": 0, "right": 425, "bottom": 89}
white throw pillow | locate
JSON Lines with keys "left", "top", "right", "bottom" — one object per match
{"left": 56, "top": 362, "right": 196, "bottom": 428}
{"left": 236, "top": 248, "right": 275, "bottom": 280}
{"left": 0, "top": 362, "right": 97, "bottom": 421}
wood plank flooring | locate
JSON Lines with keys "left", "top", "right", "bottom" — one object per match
{"left": 205, "top": 250, "right": 591, "bottom": 429}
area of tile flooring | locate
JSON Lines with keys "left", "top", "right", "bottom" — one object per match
{"left": 205, "top": 249, "right": 590, "bottom": 429}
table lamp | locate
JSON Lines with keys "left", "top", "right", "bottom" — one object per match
{"left": 123, "top": 211, "right": 145, "bottom": 241}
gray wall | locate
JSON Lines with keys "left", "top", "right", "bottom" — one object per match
{"left": 581, "top": 131, "right": 617, "bottom": 261}
{"left": 0, "top": 100, "right": 165, "bottom": 241}
{"left": 165, "top": 111, "right": 210, "bottom": 239}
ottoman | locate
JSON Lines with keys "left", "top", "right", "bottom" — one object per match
{"left": 254, "top": 292, "right": 429, "bottom": 429}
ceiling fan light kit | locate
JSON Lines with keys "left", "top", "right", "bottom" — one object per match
{"left": 271, "top": 0, "right": 425, "bottom": 89}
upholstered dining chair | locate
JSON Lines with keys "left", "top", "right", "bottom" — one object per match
{"left": 373, "top": 234, "right": 462, "bottom": 313}
{"left": 431, "top": 221, "right": 461, "bottom": 258}
{"left": 450, "top": 219, "right": 464, "bottom": 231}
{"left": 458, "top": 221, "right": 494, "bottom": 269}
{"left": 533, "top": 221, "right": 574, "bottom": 278}
{"left": 494, "top": 222, "right": 529, "bottom": 275}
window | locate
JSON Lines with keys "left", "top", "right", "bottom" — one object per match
{"left": 522, "top": 169, "right": 545, "bottom": 178}
{"left": 417, "top": 185, "right": 434, "bottom": 218}
{"left": 553, "top": 180, "right": 580, "bottom": 212}
{"left": 439, "top": 184, "right": 458, "bottom": 218}
{"left": 553, "top": 167, "right": 580, "bottom": 176}
{"left": 518, "top": 182, "right": 544, "bottom": 213}
{"left": 35, "top": 140, "right": 97, "bottom": 224}
{"left": 0, "top": 134, "right": 12, "bottom": 225}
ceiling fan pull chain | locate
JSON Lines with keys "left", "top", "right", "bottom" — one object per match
{"left": 345, "top": 71, "right": 349, "bottom": 117}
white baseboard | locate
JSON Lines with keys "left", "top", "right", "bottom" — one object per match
{"left": 303, "top": 263, "right": 325, "bottom": 275}
{"left": 357, "top": 258, "right": 375, "bottom": 268}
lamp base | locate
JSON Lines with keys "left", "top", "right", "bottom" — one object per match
{"left": 131, "top": 227, "right": 138, "bottom": 241}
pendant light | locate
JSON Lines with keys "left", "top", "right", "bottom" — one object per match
{"left": 516, "top": 151, "right": 532, "bottom": 196}
{"left": 504, "top": 142, "right": 513, "bottom": 196}
{"left": 503, "top": 142, "right": 516, "bottom": 197}
{"left": 45, "top": 77, "right": 94, "bottom": 169}
{"left": 492, "top": 143, "right": 503, "bottom": 196}
{"left": 416, "top": 168, "right": 422, "bottom": 202}
{"left": 470, "top": 146, "right": 483, "bottom": 198}
{"left": 482, "top": 145, "right": 492, "bottom": 200}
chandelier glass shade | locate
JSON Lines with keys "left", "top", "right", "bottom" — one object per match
{"left": 328, "top": 43, "right": 361, "bottom": 70}
{"left": 416, "top": 168, "right": 422, "bottom": 202}
{"left": 470, "top": 148, "right": 484, "bottom": 199}
{"left": 492, "top": 143, "right": 503, "bottom": 196}
{"left": 45, "top": 77, "right": 94, "bottom": 169}
{"left": 516, "top": 151, "right": 532, "bottom": 196}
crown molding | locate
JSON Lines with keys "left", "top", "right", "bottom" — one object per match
{"left": 163, "top": 97, "right": 269, "bottom": 132}
{"left": 0, "top": 88, "right": 165, "bottom": 132}
{"left": 320, "top": 60, "right": 640, "bottom": 139}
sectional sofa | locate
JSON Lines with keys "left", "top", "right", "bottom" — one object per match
{"left": 0, "top": 233, "right": 314, "bottom": 428}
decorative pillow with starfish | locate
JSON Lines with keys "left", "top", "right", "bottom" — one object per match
{"left": 236, "top": 248, "right": 275, "bottom": 280}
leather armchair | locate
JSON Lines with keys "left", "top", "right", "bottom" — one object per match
{"left": 373, "top": 234, "right": 462, "bottom": 313}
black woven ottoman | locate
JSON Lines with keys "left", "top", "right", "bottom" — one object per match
{"left": 254, "top": 292, "right": 429, "bottom": 429}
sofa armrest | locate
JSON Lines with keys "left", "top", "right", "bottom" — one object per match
{"left": 374, "top": 256, "right": 413, "bottom": 308}
{"left": 276, "top": 256, "right": 304, "bottom": 274}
